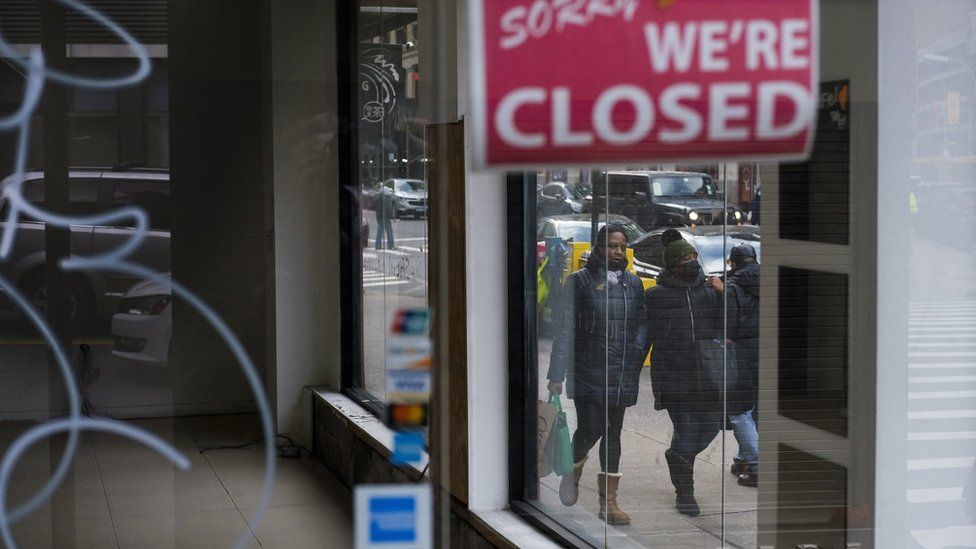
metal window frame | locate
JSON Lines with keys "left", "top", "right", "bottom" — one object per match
{"left": 506, "top": 172, "right": 597, "bottom": 549}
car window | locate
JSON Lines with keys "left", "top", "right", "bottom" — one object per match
{"left": 651, "top": 175, "right": 717, "bottom": 197}
{"left": 690, "top": 236, "right": 762, "bottom": 274}
{"left": 634, "top": 234, "right": 665, "bottom": 268}
{"left": 542, "top": 184, "right": 563, "bottom": 198}
{"left": 0, "top": 177, "right": 99, "bottom": 220}
{"left": 396, "top": 180, "right": 426, "bottom": 192}
{"left": 111, "top": 178, "right": 171, "bottom": 230}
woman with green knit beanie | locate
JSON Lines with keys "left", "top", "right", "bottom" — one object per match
{"left": 644, "top": 233, "right": 725, "bottom": 517}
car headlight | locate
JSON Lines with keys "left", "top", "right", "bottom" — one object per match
{"left": 571, "top": 202, "right": 582, "bottom": 213}
{"left": 118, "top": 295, "right": 171, "bottom": 315}
{"left": 688, "top": 211, "right": 699, "bottom": 221}
{"left": 734, "top": 210, "right": 742, "bottom": 221}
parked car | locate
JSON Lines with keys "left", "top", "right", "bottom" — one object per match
{"left": 0, "top": 168, "right": 171, "bottom": 323}
{"left": 537, "top": 181, "right": 588, "bottom": 216}
{"left": 383, "top": 178, "right": 427, "bottom": 219}
{"left": 597, "top": 171, "right": 745, "bottom": 230}
{"left": 111, "top": 274, "right": 172, "bottom": 364}
{"left": 536, "top": 213, "right": 645, "bottom": 265}
{"left": 630, "top": 225, "right": 761, "bottom": 279}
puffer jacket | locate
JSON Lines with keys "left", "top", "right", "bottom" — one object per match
{"left": 644, "top": 269, "right": 724, "bottom": 412}
{"left": 726, "top": 261, "right": 760, "bottom": 414}
{"left": 547, "top": 262, "right": 648, "bottom": 407}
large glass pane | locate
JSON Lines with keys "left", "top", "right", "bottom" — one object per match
{"left": 530, "top": 166, "right": 758, "bottom": 546}
{"left": 356, "top": 0, "right": 427, "bottom": 402}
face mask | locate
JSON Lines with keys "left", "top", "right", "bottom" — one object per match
{"left": 678, "top": 260, "right": 702, "bottom": 283}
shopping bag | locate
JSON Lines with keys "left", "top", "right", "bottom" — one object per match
{"left": 537, "top": 397, "right": 558, "bottom": 478}
{"left": 550, "top": 394, "right": 574, "bottom": 477}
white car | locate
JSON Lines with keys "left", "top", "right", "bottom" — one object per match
{"left": 111, "top": 274, "right": 172, "bottom": 364}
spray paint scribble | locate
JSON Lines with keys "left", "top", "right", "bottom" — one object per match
{"left": 0, "top": 1, "right": 275, "bottom": 548}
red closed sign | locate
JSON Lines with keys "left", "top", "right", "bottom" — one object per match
{"left": 468, "top": 0, "right": 818, "bottom": 168}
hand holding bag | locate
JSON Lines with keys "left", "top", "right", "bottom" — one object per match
{"left": 550, "top": 394, "right": 574, "bottom": 477}
{"left": 537, "top": 396, "right": 558, "bottom": 478}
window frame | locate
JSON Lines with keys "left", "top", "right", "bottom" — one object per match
{"left": 506, "top": 171, "right": 601, "bottom": 549}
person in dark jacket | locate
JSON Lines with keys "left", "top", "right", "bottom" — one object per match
{"left": 547, "top": 224, "right": 648, "bottom": 525}
{"left": 375, "top": 185, "right": 396, "bottom": 250}
{"left": 645, "top": 235, "right": 725, "bottom": 517}
{"left": 709, "top": 243, "right": 760, "bottom": 487}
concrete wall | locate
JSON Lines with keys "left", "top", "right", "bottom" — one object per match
{"left": 266, "top": 0, "right": 342, "bottom": 444}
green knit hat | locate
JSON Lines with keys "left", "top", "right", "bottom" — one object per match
{"left": 663, "top": 238, "right": 697, "bottom": 269}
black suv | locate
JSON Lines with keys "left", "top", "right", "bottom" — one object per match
{"left": 596, "top": 171, "right": 744, "bottom": 230}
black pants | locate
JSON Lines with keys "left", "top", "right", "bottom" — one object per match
{"left": 666, "top": 404, "right": 722, "bottom": 460}
{"left": 571, "top": 398, "right": 627, "bottom": 474}
{"left": 375, "top": 216, "right": 394, "bottom": 249}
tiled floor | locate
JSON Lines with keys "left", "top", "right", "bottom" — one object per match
{"left": 0, "top": 414, "right": 353, "bottom": 548}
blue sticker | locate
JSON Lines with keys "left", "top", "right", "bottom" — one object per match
{"left": 369, "top": 497, "right": 416, "bottom": 543}
{"left": 391, "top": 431, "right": 425, "bottom": 465}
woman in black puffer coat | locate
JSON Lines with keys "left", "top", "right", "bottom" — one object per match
{"left": 644, "top": 234, "right": 725, "bottom": 518}
{"left": 546, "top": 225, "right": 648, "bottom": 525}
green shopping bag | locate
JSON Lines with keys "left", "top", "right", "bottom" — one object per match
{"left": 550, "top": 394, "right": 574, "bottom": 477}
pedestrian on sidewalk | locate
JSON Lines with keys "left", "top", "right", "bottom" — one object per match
{"left": 708, "top": 242, "right": 761, "bottom": 487}
{"left": 546, "top": 224, "right": 649, "bottom": 526}
{"left": 375, "top": 184, "right": 396, "bottom": 250}
{"left": 645, "top": 230, "right": 725, "bottom": 517}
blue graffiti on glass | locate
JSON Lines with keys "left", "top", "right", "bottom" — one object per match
{"left": 0, "top": 1, "right": 276, "bottom": 548}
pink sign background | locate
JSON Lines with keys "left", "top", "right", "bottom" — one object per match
{"left": 468, "top": 0, "right": 819, "bottom": 168}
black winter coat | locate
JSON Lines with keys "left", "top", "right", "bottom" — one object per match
{"left": 644, "top": 269, "right": 725, "bottom": 412}
{"left": 726, "top": 261, "right": 760, "bottom": 414}
{"left": 547, "top": 264, "right": 649, "bottom": 407}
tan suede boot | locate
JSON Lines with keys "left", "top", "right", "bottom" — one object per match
{"left": 559, "top": 456, "right": 588, "bottom": 506}
{"left": 597, "top": 472, "right": 631, "bottom": 525}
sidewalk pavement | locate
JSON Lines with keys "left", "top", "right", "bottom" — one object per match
{"left": 538, "top": 339, "right": 759, "bottom": 549}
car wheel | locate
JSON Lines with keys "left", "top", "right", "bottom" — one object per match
{"left": 22, "top": 272, "right": 95, "bottom": 326}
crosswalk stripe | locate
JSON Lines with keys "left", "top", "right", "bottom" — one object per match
{"left": 907, "top": 487, "right": 964, "bottom": 503}
{"left": 907, "top": 457, "right": 975, "bottom": 470}
{"left": 908, "top": 390, "right": 976, "bottom": 399}
{"left": 909, "top": 352, "right": 976, "bottom": 357}
{"left": 909, "top": 409, "right": 976, "bottom": 419}
{"left": 363, "top": 280, "right": 411, "bottom": 288}
{"left": 909, "top": 375, "right": 976, "bottom": 383}
{"left": 908, "top": 431, "right": 976, "bottom": 441}
{"left": 910, "top": 362, "right": 976, "bottom": 369}
{"left": 909, "top": 342, "right": 976, "bottom": 347}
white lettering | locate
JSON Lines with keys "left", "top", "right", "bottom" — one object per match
{"left": 781, "top": 19, "right": 810, "bottom": 69}
{"left": 552, "top": 87, "right": 594, "bottom": 146}
{"left": 756, "top": 81, "right": 813, "bottom": 139}
{"left": 499, "top": 7, "right": 528, "bottom": 50}
{"left": 746, "top": 20, "right": 778, "bottom": 70}
{"left": 495, "top": 88, "right": 547, "bottom": 148}
{"left": 592, "top": 85, "right": 655, "bottom": 145}
{"left": 658, "top": 84, "right": 703, "bottom": 143}
{"left": 644, "top": 22, "right": 698, "bottom": 73}
{"left": 699, "top": 21, "right": 730, "bottom": 72}
{"left": 709, "top": 83, "right": 750, "bottom": 140}
{"left": 527, "top": 0, "right": 554, "bottom": 38}
{"left": 586, "top": 0, "right": 615, "bottom": 19}
{"left": 554, "top": 0, "right": 588, "bottom": 31}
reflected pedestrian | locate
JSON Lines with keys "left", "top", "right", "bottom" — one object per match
{"left": 708, "top": 243, "right": 760, "bottom": 487}
{"left": 645, "top": 232, "right": 724, "bottom": 517}
{"left": 546, "top": 224, "right": 648, "bottom": 525}
{"left": 375, "top": 184, "right": 396, "bottom": 250}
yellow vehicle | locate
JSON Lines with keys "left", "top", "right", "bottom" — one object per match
{"left": 538, "top": 241, "right": 654, "bottom": 366}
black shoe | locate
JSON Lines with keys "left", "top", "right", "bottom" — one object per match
{"left": 730, "top": 460, "right": 751, "bottom": 476}
{"left": 737, "top": 472, "right": 758, "bottom": 487}
{"left": 675, "top": 493, "right": 700, "bottom": 517}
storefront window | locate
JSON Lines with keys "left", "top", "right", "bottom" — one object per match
{"left": 354, "top": 0, "right": 427, "bottom": 403}
{"left": 508, "top": 1, "right": 883, "bottom": 547}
